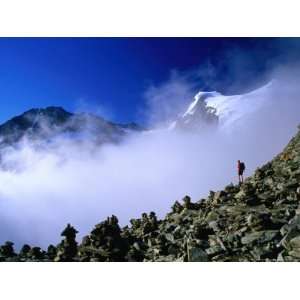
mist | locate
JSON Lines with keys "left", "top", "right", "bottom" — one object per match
{"left": 0, "top": 66, "right": 300, "bottom": 249}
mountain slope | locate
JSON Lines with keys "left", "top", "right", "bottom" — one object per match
{"left": 1, "top": 125, "right": 300, "bottom": 262}
{"left": 0, "top": 106, "right": 142, "bottom": 148}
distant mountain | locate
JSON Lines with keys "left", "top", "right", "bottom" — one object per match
{"left": 0, "top": 106, "right": 143, "bottom": 148}
{"left": 170, "top": 81, "right": 274, "bottom": 132}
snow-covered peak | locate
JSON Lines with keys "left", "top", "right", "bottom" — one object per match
{"left": 204, "top": 81, "right": 274, "bottom": 129}
{"left": 170, "top": 81, "right": 274, "bottom": 132}
{"left": 182, "top": 91, "right": 221, "bottom": 118}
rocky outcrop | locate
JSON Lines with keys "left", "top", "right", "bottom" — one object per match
{"left": 1, "top": 127, "right": 300, "bottom": 262}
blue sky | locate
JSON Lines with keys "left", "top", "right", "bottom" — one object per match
{"left": 0, "top": 38, "right": 299, "bottom": 125}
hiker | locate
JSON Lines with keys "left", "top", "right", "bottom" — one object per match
{"left": 237, "top": 160, "right": 245, "bottom": 184}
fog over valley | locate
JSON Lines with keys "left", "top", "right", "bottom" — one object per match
{"left": 0, "top": 66, "right": 299, "bottom": 248}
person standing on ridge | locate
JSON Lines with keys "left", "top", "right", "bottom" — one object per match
{"left": 237, "top": 160, "right": 245, "bottom": 184}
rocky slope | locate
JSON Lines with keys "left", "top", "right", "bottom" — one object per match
{"left": 1, "top": 126, "right": 300, "bottom": 262}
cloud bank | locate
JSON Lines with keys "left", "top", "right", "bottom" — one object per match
{"left": 0, "top": 65, "right": 299, "bottom": 249}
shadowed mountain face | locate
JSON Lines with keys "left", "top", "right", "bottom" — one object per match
{"left": 0, "top": 106, "right": 142, "bottom": 147}
{"left": 169, "top": 92, "right": 219, "bottom": 131}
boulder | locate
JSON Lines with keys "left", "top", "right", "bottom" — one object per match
{"left": 187, "top": 243, "right": 208, "bottom": 262}
{"left": 241, "top": 230, "right": 279, "bottom": 245}
{"left": 289, "top": 235, "right": 300, "bottom": 249}
{"left": 288, "top": 249, "right": 300, "bottom": 258}
{"left": 212, "top": 190, "right": 227, "bottom": 204}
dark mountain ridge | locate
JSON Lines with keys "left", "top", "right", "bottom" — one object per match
{"left": 0, "top": 106, "right": 143, "bottom": 147}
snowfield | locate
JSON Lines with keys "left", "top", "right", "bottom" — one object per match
{"left": 173, "top": 81, "right": 275, "bottom": 132}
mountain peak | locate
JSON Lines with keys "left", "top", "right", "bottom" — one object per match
{"left": 170, "top": 81, "right": 274, "bottom": 132}
{"left": 22, "top": 106, "right": 72, "bottom": 119}
{"left": 0, "top": 106, "right": 143, "bottom": 148}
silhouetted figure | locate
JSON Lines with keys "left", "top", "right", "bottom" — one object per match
{"left": 237, "top": 160, "right": 246, "bottom": 184}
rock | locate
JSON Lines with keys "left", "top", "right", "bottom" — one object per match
{"left": 208, "top": 221, "right": 219, "bottom": 232}
{"left": 288, "top": 249, "right": 300, "bottom": 258}
{"left": 29, "top": 247, "right": 44, "bottom": 260}
{"left": 182, "top": 196, "right": 198, "bottom": 210}
{"left": 277, "top": 252, "right": 286, "bottom": 262}
{"left": 241, "top": 231, "right": 279, "bottom": 245}
{"left": 280, "top": 224, "right": 290, "bottom": 236}
{"left": 171, "top": 201, "right": 183, "bottom": 213}
{"left": 47, "top": 245, "right": 57, "bottom": 260}
{"left": 164, "top": 233, "right": 175, "bottom": 243}
{"left": 234, "top": 190, "right": 246, "bottom": 200}
{"left": 224, "top": 183, "right": 235, "bottom": 192}
{"left": 187, "top": 247, "right": 208, "bottom": 262}
{"left": 277, "top": 183, "right": 285, "bottom": 191}
{"left": 133, "top": 242, "right": 141, "bottom": 251}
{"left": 19, "top": 244, "right": 31, "bottom": 257}
{"left": 208, "top": 191, "right": 215, "bottom": 201}
{"left": 187, "top": 240, "right": 208, "bottom": 262}
{"left": 284, "top": 179, "right": 298, "bottom": 189}
{"left": 212, "top": 190, "right": 227, "bottom": 204}
{"left": 246, "top": 212, "right": 274, "bottom": 230}
{"left": 80, "top": 215, "right": 131, "bottom": 261}
{"left": 173, "top": 226, "right": 183, "bottom": 239}
{"left": 257, "top": 192, "right": 272, "bottom": 202}
{"left": 155, "top": 255, "right": 177, "bottom": 262}
{"left": 216, "top": 236, "right": 227, "bottom": 251}
{"left": 183, "top": 195, "right": 191, "bottom": 208}
{"left": 126, "top": 247, "right": 144, "bottom": 262}
{"left": 205, "top": 211, "right": 219, "bottom": 223}
{"left": 245, "top": 197, "right": 261, "bottom": 206}
{"left": 0, "top": 241, "right": 16, "bottom": 259}
{"left": 55, "top": 223, "right": 78, "bottom": 262}
{"left": 289, "top": 236, "right": 300, "bottom": 249}
{"left": 193, "top": 224, "right": 214, "bottom": 240}
{"left": 205, "top": 245, "right": 223, "bottom": 256}
{"left": 167, "top": 244, "right": 179, "bottom": 256}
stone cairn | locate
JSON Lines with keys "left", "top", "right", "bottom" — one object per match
{"left": 55, "top": 224, "right": 78, "bottom": 262}
{"left": 0, "top": 241, "right": 16, "bottom": 261}
{"left": 79, "top": 215, "right": 129, "bottom": 262}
